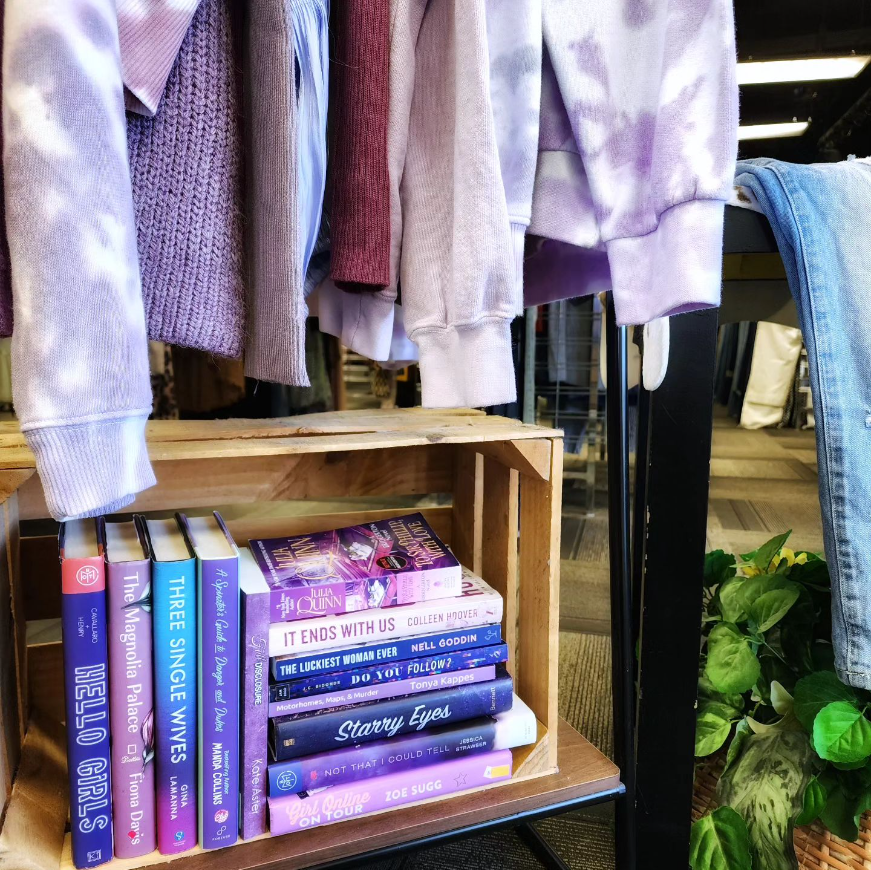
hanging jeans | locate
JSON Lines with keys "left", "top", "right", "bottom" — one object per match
{"left": 735, "top": 157, "right": 871, "bottom": 689}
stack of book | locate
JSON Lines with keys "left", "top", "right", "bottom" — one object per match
{"left": 241, "top": 513, "right": 536, "bottom": 837}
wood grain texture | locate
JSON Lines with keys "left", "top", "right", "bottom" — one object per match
{"left": 26, "top": 641, "right": 64, "bottom": 726}
{"left": 451, "top": 450, "right": 483, "bottom": 575}
{"left": 470, "top": 439, "right": 552, "bottom": 482}
{"left": 481, "top": 459, "right": 519, "bottom": 675}
{"left": 57, "top": 720, "right": 618, "bottom": 870}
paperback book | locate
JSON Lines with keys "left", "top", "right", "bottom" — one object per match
{"left": 269, "top": 666, "right": 496, "bottom": 717}
{"left": 268, "top": 694, "right": 536, "bottom": 795}
{"left": 271, "top": 668, "right": 513, "bottom": 761}
{"left": 271, "top": 625, "right": 503, "bottom": 682}
{"left": 143, "top": 516, "right": 198, "bottom": 855}
{"left": 60, "top": 520, "right": 113, "bottom": 869}
{"left": 268, "top": 750, "right": 513, "bottom": 834}
{"left": 270, "top": 643, "right": 508, "bottom": 701}
{"left": 249, "top": 512, "right": 461, "bottom": 622}
{"left": 269, "top": 568, "right": 503, "bottom": 657}
{"left": 104, "top": 520, "right": 156, "bottom": 859}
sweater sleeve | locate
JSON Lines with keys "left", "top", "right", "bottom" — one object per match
{"left": 3, "top": 0, "right": 156, "bottom": 519}
{"left": 542, "top": 0, "right": 738, "bottom": 326}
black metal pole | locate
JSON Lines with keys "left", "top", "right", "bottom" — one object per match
{"left": 605, "top": 294, "right": 637, "bottom": 870}
{"left": 632, "top": 383, "right": 652, "bottom": 653}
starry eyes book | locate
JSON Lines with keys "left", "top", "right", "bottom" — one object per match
{"left": 249, "top": 513, "right": 461, "bottom": 622}
{"left": 103, "top": 520, "right": 156, "bottom": 859}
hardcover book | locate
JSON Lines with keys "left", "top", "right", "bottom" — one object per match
{"left": 269, "top": 568, "right": 503, "bottom": 657}
{"left": 268, "top": 694, "right": 536, "bottom": 795}
{"left": 181, "top": 512, "right": 240, "bottom": 851}
{"left": 142, "top": 517, "right": 198, "bottom": 855}
{"left": 239, "top": 549, "right": 269, "bottom": 839}
{"left": 249, "top": 513, "right": 461, "bottom": 622}
{"left": 268, "top": 750, "right": 513, "bottom": 834}
{"left": 271, "top": 625, "right": 503, "bottom": 682}
{"left": 270, "top": 643, "right": 508, "bottom": 701}
{"left": 269, "top": 666, "right": 496, "bottom": 717}
{"left": 60, "top": 520, "right": 113, "bottom": 869}
{"left": 104, "top": 520, "right": 156, "bottom": 858}
{"left": 271, "top": 668, "right": 513, "bottom": 761}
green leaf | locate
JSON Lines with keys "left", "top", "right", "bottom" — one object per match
{"left": 697, "top": 712, "right": 733, "bottom": 757}
{"left": 833, "top": 758, "right": 869, "bottom": 770}
{"left": 771, "top": 681, "right": 794, "bottom": 716}
{"left": 789, "top": 558, "right": 830, "bottom": 588}
{"left": 819, "top": 778, "right": 861, "bottom": 842}
{"left": 812, "top": 701, "right": 871, "bottom": 763}
{"left": 718, "top": 577, "right": 748, "bottom": 623}
{"left": 699, "top": 675, "right": 745, "bottom": 712}
{"left": 795, "top": 776, "right": 827, "bottom": 827}
{"left": 723, "top": 719, "right": 752, "bottom": 776}
{"left": 738, "top": 574, "right": 794, "bottom": 618}
{"left": 793, "top": 672, "right": 858, "bottom": 732}
{"left": 701, "top": 700, "right": 744, "bottom": 722}
{"left": 706, "top": 623, "right": 762, "bottom": 695}
{"left": 750, "top": 585, "right": 801, "bottom": 633}
{"left": 717, "top": 731, "right": 813, "bottom": 870}
{"left": 689, "top": 807, "right": 752, "bottom": 870}
{"left": 753, "top": 531, "right": 793, "bottom": 570}
{"left": 706, "top": 549, "right": 738, "bottom": 589}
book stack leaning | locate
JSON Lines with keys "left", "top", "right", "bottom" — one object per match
{"left": 241, "top": 513, "right": 536, "bottom": 836}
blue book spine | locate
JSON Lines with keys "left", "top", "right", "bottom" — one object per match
{"left": 271, "top": 624, "right": 503, "bottom": 682}
{"left": 270, "top": 643, "right": 509, "bottom": 701}
{"left": 196, "top": 547, "right": 240, "bottom": 849}
{"left": 152, "top": 557, "right": 198, "bottom": 855}
{"left": 61, "top": 549, "right": 113, "bottom": 869}
{"left": 271, "top": 668, "right": 513, "bottom": 761}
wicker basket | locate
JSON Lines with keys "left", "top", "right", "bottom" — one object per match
{"left": 694, "top": 757, "right": 871, "bottom": 869}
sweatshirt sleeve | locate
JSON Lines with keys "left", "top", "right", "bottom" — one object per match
{"left": 3, "top": 0, "right": 156, "bottom": 519}
{"left": 542, "top": 0, "right": 738, "bottom": 326}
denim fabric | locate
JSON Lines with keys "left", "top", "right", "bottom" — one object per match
{"left": 735, "top": 157, "right": 871, "bottom": 688}
{"left": 292, "top": 0, "right": 329, "bottom": 277}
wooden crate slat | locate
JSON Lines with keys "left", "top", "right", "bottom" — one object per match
{"left": 451, "top": 451, "right": 483, "bottom": 575}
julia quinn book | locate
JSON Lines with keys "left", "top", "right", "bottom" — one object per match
{"left": 180, "top": 513, "right": 240, "bottom": 851}
{"left": 249, "top": 513, "right": 461, "bottom": 622}
{"left": 103, "top": 520, "right": 156, "bottom": 859}
{"left": 271, "top": 668, "right": 513, "bottom": 761}
{"left": 268, "top": 694, "right": 536, "bottom": 795}
{"left": 269, "top": 568, "right": 503, "bottom": 657}
{"left": 60, "top": 519, "right": 113, "bottom": 869}
{"left": 141, "top": 517, "right": 197, "bottom": 855}
{"left": 268, "top": 750, "right": 513, "bottom": 834}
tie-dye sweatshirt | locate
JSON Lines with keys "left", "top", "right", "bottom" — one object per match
{"left": 530, "top": 0, "right": 739, "bottom": 325}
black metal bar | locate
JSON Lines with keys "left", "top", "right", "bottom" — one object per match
{"left": 517, "top": 823, "right": 573, "bottom": 870}
{"left": 634, "top": 308, "right": 719, "bottom": 870}
{"left": 632, "top": 382, "right": 652, "bottom": 651}
{"left": 605, "top": 295, "right": 637, "bottom": 870}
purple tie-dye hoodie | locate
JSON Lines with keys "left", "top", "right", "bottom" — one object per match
{"left": 529, "top": 0, "right": 739, "bottom": 325}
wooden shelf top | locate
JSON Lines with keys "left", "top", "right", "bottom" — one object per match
{"left": 0, "top": 409, "right": 562, "bottom": 470}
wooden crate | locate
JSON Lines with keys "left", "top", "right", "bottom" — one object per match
{"left": 0, "top": 409, "right": 619, "bottom": 870}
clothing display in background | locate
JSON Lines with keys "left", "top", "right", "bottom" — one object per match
{"left": 735, "top": 157, "right": 871, "bottom": 690}
{"left": 726, "top": 322, "right": 757, "bottom": 421}
{"left": 739, "top": 322, "right": 803, "bottom": 430}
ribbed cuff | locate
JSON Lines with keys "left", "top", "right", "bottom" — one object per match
{"left": 607, "top": 199, "right": 725, "bottom": 326}
{"left": 25, "top": 414, "right": 156, "bottom": 521}
{"left": 414, "top": 318, "right": 517, "bottom": 409}
{"left": 245, "top": 316, "right": 309, "bottom": 387}
{"left": 510, "top": 222, "right": 527, "bottom": 315}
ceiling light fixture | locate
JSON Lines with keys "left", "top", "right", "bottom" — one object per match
{"left": 737, "top": 55, "right": 871, "bottom": 85}
{"left": 738, "top": 121, "right": 810, "bottom": 141}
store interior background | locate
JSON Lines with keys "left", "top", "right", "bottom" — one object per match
{"left": 13, "top": 2, "right": 871, "bottom": 868}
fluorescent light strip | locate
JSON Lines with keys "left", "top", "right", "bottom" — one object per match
{"left": 738, "top": 55, "right": 871, "bottom": 85}
{"left": 738, "top": 121, "right": 809, "bottom": 141}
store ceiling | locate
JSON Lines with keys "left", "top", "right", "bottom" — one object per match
{"left": 736, "top": 0, "right": 871, "bottom": 162}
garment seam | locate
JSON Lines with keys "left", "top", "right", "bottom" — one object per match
{"left": 21, "top": 409, "right": 152, "bottom": 433}
{"left": 410, "top": 315, "right": 512, "bottom": 338}
{"left": 604, "top": 197, "right": 724, "bottom": 246}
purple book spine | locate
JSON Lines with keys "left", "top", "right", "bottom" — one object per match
{"left": 268, "top": 750, "right": 513, "bottom": 834}
{"left": 269, "top": 666, "right": 496, "bottom": 717}
{"left": 198, "top": 551, "right": 240, "bottom": 849}
{"left": 106, "top": 559, "right": 156, "bottom": 857}
{"left": 239, "top": 581, "right": 269, "bottom": 839}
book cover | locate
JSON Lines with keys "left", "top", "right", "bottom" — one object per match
{"left": 142, "top": 516, "right": 198, "bottom": 856}
{"left": 238, "top": 549, "right": 269, "bottom": 839}
{"left": 180, "top": 512, "right": 240, "bottom": 851}
{"left": 269, "top": 568, "right": 502, "bottom": 657}
{"left": 269, "top": 666, "right": 496, "bottom": 717}
{"left": 271, "top": 625, "right": 503, "bottom": 682}
{"left": 249, "top": 512, "right": 460, "bottom": 622}
{"left": 268, "top": 750, "right": 513, "bottom": 834}
{"left": 271, "top": 643, "right": 508, "bottom": 701}
{"left": 104, "top": 520, "right": 156, "bottom": 858}
{"left": 60, "top": 520, "right": 113, "bottom": 869}
{"left": 268, "top": 694, "right": 536, "bottom": 795}
{"left": 271, "top": 668, "right": 513, "bottom": 761}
